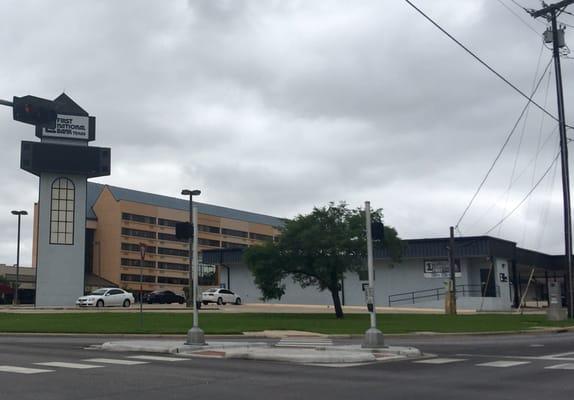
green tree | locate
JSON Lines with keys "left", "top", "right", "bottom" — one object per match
{"left": 244, "top": 202, "right": 402, "bottom": 319}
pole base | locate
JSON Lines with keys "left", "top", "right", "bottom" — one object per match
{"left": 185, "top": 327, "right": 206, "bottom": 346}
{"left": 362, "top": 327, "right": 385, "bottom": 348}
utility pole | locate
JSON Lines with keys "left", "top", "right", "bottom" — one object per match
{"left": 447, "top": 226, "right": 457, "bottom": 315}
{"left": 529, "top": 0, "right": 574, "bottom": 318}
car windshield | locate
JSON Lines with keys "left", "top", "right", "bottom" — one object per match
{"left": 90, "top": 289, "right": 107, "bottom": 295}
{"left": 205, "top": 288, "right": 217, "bottom": 293}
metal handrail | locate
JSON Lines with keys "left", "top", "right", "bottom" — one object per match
{"left": 388, "top": 284, "right": 489, "bottom": 306}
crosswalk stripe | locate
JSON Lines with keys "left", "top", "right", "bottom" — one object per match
{"left": 414, "top": 358, "right": 466, "bottom": 365}
{"left": 35, "top": 362, "right": 103, "bottom": 369}
{"left": 545, "top": 363, "right": 574, "bottom": 370}
{"left": 0, "top": 366, "right": 53, "bottom": 374}
{"left": 477, "top": 361, "right": 531, "bottom": 368}
{"left": 82, "top": 358, "right": 148, "bottom": 365}
{"left": 127, "top": 355, "right": 187, "bottom": 362}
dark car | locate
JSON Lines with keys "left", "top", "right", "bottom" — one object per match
{"left": 145, "top": 290, "right": 185, "bottom": 304}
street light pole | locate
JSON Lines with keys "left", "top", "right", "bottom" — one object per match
{"left": 181, "top": 189, "right": 205, "bottom": 346}
{"left": 362, "top": 201, "right": 385, "bottom": 348}
{"left": 11, "top": 210, "right": 27, "bottom": 305}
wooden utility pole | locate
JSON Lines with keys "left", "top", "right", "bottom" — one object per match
{"left": 447, "top": 226, "right": 457, "bottom": 315}
{"left": 529, "top": 0, "right": 574, "bottom": 318}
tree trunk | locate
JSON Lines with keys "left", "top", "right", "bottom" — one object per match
{"left": 330, "top": 287, "right": 344, "bottom": 319}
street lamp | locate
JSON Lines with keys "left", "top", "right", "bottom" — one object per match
{"left": 11, "top": 210, "right": 27, "bottom": 305}
{"left": 181, "top": 189, "right": 204, "bottom": 345}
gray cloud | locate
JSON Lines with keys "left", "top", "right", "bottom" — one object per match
{"left": 1, "top": 0, "right": 573, "bottom": 267}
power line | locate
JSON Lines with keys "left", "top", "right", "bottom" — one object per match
{"left": 508, "top": 0, "right": 532, "bottom": 12}
{"left": 484, "top": 150, "right": 561, "bottom": 234}
{"left": 496, "top": 0, "right": 542, "bottom": 35}
{"left": 402, "top": 0, "right": 567, "bottom": 127}
{"left": 455, "top": 58, "right": 553, "bottom": 229}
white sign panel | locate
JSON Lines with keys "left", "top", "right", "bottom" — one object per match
{"left": 424, "top": 260, "right": 461, "bottom": 278}
{"left": 42, "top": 115, "right": 89, "bottom": 140}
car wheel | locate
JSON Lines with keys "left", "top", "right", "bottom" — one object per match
{"left": 217, "top": 297, "right": 223, "bottom": 305}
{"left": 235, "top": 297, "right": 242, "bottom": 305}
{"left": 178, "top": 298, "right": 184, "bottom": 304}
{"left": 122, "top": 299, "right": 131, "bottom": 308}
{"left": 202, "top": 301, "right": 208, "bottom": 305}
{"left": 96, "top": 300, "right": 104, "bottom": 308}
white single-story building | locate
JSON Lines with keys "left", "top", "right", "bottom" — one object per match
{"left": 203, "top": 236, "right": 568, "bottom": 312}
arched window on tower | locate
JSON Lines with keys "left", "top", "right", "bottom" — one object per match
{"left": 50, "top": 177, "right": 75, "bottom": 245}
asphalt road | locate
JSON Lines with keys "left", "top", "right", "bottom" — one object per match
{"left": 0, "top": 332, "right": 573, "bottom": 400}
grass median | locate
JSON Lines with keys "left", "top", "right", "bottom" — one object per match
{"left": 0, "top": 312, "right": 572, "bottom": 335}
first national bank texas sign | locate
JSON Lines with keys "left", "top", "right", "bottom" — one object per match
{"left": 37, "top": 114, "right": 95, "bottom": 141}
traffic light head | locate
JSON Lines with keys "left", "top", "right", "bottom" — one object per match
{"left": 371, "top": 221, "right": 385, "bottom": 241}
{"left": 12, "top": 95, "right": 57, "bottom": 128}
{"left": 175, "top": 222, "right": 193, "bottom": 240}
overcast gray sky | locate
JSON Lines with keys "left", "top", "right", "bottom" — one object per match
{"left": 1, "top": 0, "right": 573, "bottom": 266}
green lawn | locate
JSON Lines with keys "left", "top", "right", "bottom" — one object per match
{"left": 0, "top": 312, "right": 572, "bottom": 335}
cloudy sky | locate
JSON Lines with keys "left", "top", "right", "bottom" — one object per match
{"left": 1, "top": 0, "right": 573, "bottom": 266}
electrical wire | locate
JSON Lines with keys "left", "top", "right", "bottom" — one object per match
{"left": 455, "top": 58, "right": 553, "bottom": 229}
{"left": 497, "top": 43, "right": 546, "bottom": 236}
{"left": 466, "top": 125, "right": 558, "bottom": 229}
{"left": 484, "top": 150, "right": 560, "bottom": 234}
{"left": 496, "top": 0, "right": 542, "bottom": 35}
{"left": 402, "top": 0, "right": 568, "bottom": 127}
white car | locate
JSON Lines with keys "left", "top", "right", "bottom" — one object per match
{"left": 201, "top": 288, "right": 242, "bottom": 305}
{"left": 76, "top": 288, "right": 135, "bottom": 308}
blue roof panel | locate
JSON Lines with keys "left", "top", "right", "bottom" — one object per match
{"left": 86, "top": 182, "right": 284, "bottom": 227}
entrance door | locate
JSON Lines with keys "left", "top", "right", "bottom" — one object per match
{"left": 480, "top": 269, "right": 496, "bottom": 297}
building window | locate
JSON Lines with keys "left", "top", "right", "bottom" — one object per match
{"left": 222, "top": 241, "right": 248, "bottom": 249}
{"left": 198, "top": 238, "right": 220, "bottom": 247}
{"left": 50, "top": 177, "right": 75, "bottom": 245}
{"left": 158, "top": 218, "right": 179, "bottom": 227}
{"left": 158, "top": 247, "right": 189, "bottom": 257}
{"left": 122, "top": 212, "right": 156, "bottom": 225}
{"left": 249, "top": 232, "right": 273, "bottom": 242}
{"left": 121, "top": 273, "right": 155, "bottom": 283}
{"left": 158, "top": 232, "right": 188, "bottom": 243}
{"left": 158, "top": 262, "right": 189, "bottom": 271}
{"left": 199, "top": 224, "right": 220, "bottom": 234}
{"left": 121, "top": 228, "right": 156, "bottom": 239}
{"left": 121, "top": 258, "right": 156, "bottom": 268}
{"left": 199, "top": 264, "right": 217, "bottom": 286}
{"left": 221, "top": 228, "right": 248, "bottom": 238}
{"left": 121, "top": 243, "right": 156, "bottom": 253}
{"left": 157, "top": 276, "right": 189, "bottom": 285}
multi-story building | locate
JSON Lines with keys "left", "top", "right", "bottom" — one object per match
{"left": 32, "top": 183, "right": 283, "bottom": 296}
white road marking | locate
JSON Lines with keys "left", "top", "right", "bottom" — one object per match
{"left": 83, "top": 358, "right": 148, "bottom": 365}
{"left": 127, "top": 355, "right": 187, "bottom": 362}
{"left": 276, "top": 338, "right": 334, "bottom": 348}
{"left": 477, "top": 361, "right": 531, "bottom": 368}
{"left": 304, "top": 362, "right": 377, "bottom": 368}
{"left": 35, "top": 362, "right": 103, "bottom": 369}
{"left": 414, "top": 358, "right": 466, "bottom": 365}
{"left": 529, "top": 344, "right": 545, "bottom": 347}
{"left": 545, "top": 363, "right": 574, "bottom": 370}
{"left": 0, "top": 366, "right": 53, "bottom": 374}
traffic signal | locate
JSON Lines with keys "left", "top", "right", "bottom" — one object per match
{"left": 371, "top": 221, "right": 385, "bottom": 241}
{"left": 12, "top": 95, "right": 57, "bottom": 128}
{"left": 175, "top": 222, "right": 193, "bottom": 240}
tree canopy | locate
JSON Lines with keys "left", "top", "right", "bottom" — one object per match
{"left": 244, "top": 202, "right": 402, "bottom": 318}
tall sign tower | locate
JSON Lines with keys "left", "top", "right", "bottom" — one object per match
{"left": 20, "top": 94, "right": 111, "bottom": 306}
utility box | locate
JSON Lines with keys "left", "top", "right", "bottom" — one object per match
{"left": 546, "top": 281, "right": 567, "bottom": 321}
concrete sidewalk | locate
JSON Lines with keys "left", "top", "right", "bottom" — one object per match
{"left": 99, "top": 338, "right": 422, "bottom": 365}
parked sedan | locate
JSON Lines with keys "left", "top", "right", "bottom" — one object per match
{"left": 144, "top": 290, "right": 185, "bottom": 304}
{"left": 76, "top": 288, "right": 134, "bottom": 308}
{"left": 201, "top": 288, "right": 242, "bottom": 305}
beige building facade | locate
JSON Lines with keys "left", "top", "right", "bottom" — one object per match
{"left": 32, "top": 183, "right": 283, "bottom": 296}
